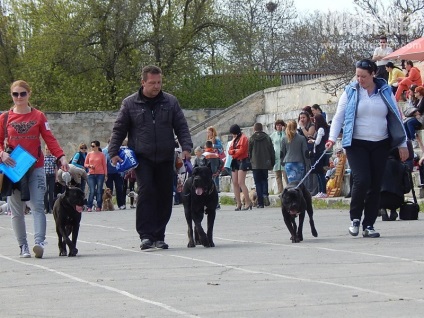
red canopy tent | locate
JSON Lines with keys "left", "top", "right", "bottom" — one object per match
{"left": 383, "top": 37, "right": 424, "bottom": 61}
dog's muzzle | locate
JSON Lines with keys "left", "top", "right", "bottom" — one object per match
{"left": 289, "top": 210, "right": 300, "bottom": 217}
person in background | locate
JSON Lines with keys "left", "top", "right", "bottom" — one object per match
{"left": 385, "top": 62, "right": 404, "bottom": 94}
{"left": 85, "top": 140, "right": 107, "bottom": 212}
{"left": 281, "top": 120, "right": 309, "bottom": 183}
{"left": 0, "top": 80, "right": 69, "bottom": 258}
{"left": 403, "top": 86, "right": 424, "bottom": 149}
{"left": 103, "top": 139, "right": 126, "bottom": 210}
{"left": 297, "top": 111, "right": 316, "bottom": 139}
{"left": 326, "top": 59, "right": 408, "bottom": 239}
{"left": 248, "top": 122, "right": 275, "bottom": 208}
{"left": 311, "top": 104, "right": 327, "bottom": 121}
{"left": 203, "top": 140, "right": 223, "bottom": 190}
{"left": 108, "top": 65, "right": 192, "bottom": 250}
{"left": 228, "top": 124, "right": 252, "bottom": 211}
{"left": 372, "top": 35, "right": 393, "bottom": 82}
{"left": 71, "top": 143, "right": 88, "bottom": 193}
{"left": 308, "top": 114, "right": 330, "bottom": 198}
{"left": 206, "top": 126, "right": 223, "bottom": 192}
{"left": 395, "top": 60, "right": 423, "bottom": 102}
{"left": 124, "top": 169, "right": 137, "bottom": 208}
{"left": 269, "top": 119, "right": 287, "bottom": 194}
{"left": 43, "top": 146, "right": 57, "bottom": 214}
{"left": 193, "top": 146, "right": 206, "bottom": 167}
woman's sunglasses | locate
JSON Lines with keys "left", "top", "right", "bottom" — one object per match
{"left": 12, "top": 91, "right": 28, "bottom": 98}
{"left": 80, "top": 147, "right": 87, "bottom": 150}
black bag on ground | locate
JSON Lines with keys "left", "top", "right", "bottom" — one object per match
{"left": 399, "top": 165, "right": 420, "bottom": 220}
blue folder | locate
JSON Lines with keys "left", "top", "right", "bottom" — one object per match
{"left": 0, "top": 145, "right": 37, "bottom": 183}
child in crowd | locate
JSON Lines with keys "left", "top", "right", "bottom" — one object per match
{"left": 193, "top": 146, "right": 207, "bottom": 167}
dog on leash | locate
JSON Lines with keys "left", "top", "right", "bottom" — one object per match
{"left": 102, "top": 188, "right": 114, "bottom": 211}
{"left": 182, "top": 166, "right": 218, "bottom": 248}
{"left": 127, "top": 191, "right": 138, "bottom": 206}
{"left": 53, "top": 186, "right": 86, "bottom": 256}
{"left": 280, "top": 181, "right": 318, "bottom": 243}
{"left": 240, "top": 188, "right": 258, "bottom": 207}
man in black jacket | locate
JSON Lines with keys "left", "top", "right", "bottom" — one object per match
{"left": 109, "top": 65, "right": 192, "bottom": 250}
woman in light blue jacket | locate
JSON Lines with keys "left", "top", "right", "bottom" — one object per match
{"left": 326, "top": 59, "right": 408, "bottom": 239}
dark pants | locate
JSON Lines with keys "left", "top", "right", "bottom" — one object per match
{"left": 44, "top": 173, "right": 56, "bottom": 213}
{"left": 346, "top": 139, "right": 390, "bottom": 230}
{"left": 135, "top": 157, "right": 174, "bottom": 242}
{"left": 252, "top": 169, "right": 268, "bottom": 207}
{"left": 404, "top": 117, "right": 421, "bottom": 140}
{"left": 106, "top": 173, "right": 125, "bottom": 207}
{"left": 312, "top": 151, "right": 327, "bottom": 194}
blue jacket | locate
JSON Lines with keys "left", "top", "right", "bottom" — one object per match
{"left": 341, "top": 78, "right": 406, "bottom": 149}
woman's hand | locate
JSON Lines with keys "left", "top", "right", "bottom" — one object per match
{"left": 59, "top": 156, "right": 69, "bottom": 172}
{"left": 0, "top": 151, "right": 15, "bottom": 167}
{"left": 325, "top": 140, "right": 335, "bottom": 150}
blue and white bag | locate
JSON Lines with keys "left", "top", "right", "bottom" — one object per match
{"left": 113, "top": 146, "right": 139, "bottom": 173}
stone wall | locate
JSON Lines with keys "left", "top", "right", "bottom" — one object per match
{"left": 44, "top": 109, "right": 221, "bottom": 158}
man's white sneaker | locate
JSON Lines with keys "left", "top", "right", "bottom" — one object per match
{"left": 349, "top": 219, "right": 360, "bottom": 236}
{"left": 33, "top": 242, "right": 46, "bottom": 258}
{"left": 20, "top": 244, "right": 31, "bottom": 258}
{"left": 362, "top": 226, "right": 380, "bottom": 238}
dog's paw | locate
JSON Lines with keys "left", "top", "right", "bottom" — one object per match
{"left": 291, "top": 235, "right": 301, "bottom": 243}
{"left": 59, "top": 250, "right": 67, "bottom": 257}
{"left": 187, "top": 240, "right": 196, "bottom": 248}
{"left": 209, "top": 241, "right": 215, "bottom": 247}
{"left": 298, "top": 233, "right": 303, "bottom": 241}
{"left": 310, "top": 222, "right": 318, "bottom": 237}
{"left": 68, "top": 248, "right": 78, "bottom": 257}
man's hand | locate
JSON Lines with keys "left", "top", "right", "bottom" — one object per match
{"left": 182, "top": 150, "right": 191, "bottom": 160}
{"left": 111, "top": 155, "right": 123, "bottom": 166}
{"left": 399, "top": 147, "right": 409, "bottom": 162}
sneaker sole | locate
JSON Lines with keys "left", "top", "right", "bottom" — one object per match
{"left": 348, "top": 229, "right": 359, "bottom": 236}
{"left": 20, "top": 254, "right": 31, "bottom": 258}
{"left": 363, "top": 233, "right": 380, "bottom": 238}
{"left": 33, "top": 245, "right": 44, "bottom": 258}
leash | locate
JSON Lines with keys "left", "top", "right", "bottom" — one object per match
{"left": 295, "top": 150, "right": 328, "bottom": 189}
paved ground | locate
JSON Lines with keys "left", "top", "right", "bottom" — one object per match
{"left": 1, "top": 204, "right": 424, "bottom": 318}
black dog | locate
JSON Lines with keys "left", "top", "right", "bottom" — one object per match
{"left": 182, "top": 166, "right": 218, "bottom": 248}
{"left": 53, "top": 186, "right": 86, "bottom": 256}
{"left": 281, "top": 181, "right": 318, "bottom": 243}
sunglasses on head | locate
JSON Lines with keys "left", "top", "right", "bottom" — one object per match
{"left": 356, "top": 61, "right": 374, "bottom": 70}
{"left": 12, "top": 91, "right": 27, "bottom": 98}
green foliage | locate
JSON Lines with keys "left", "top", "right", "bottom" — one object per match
{"left": 169, "top": 71, "right": 281, "bottom": 109}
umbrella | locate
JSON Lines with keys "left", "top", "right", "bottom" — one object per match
{"left": 383, "top": 37, "right": 424, "bottom": 61}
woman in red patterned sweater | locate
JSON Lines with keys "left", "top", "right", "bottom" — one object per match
{"left": 0, "top": 80, "right": 69, "bottom": 259}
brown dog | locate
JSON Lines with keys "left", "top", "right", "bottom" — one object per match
{"left": 102, "top": 188, "right": 114, "bottom": 211}
{"left": 240, "top": 189, "right": 258, "bottom": 207}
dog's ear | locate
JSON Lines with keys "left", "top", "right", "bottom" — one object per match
{"left": 192, "top": 166, "right": 199, "bottom": 175}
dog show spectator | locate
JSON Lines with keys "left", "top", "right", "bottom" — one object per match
{"left": 385, "top": 62, "right": 404, "bottom": 94}
{"left": 43, "top": 146, "right": 57, "bottom": 214}
{"left": 71, "top": 142, "right": 88, "bottom": 192}
{"left": 403, "top": 86, "right": 424, "bottom": 148}
{"left": 228, "top": 124, "right": 253, "bottom": 211}
{"left": 326, "top": 59, "right": 408, "bottom": 239}
{"left": 395, "top": 60, "right": 423, "bottom": 102}
{"left": 0, "top": 80, "right": 69, "bottom": 258}
{"left": 269, "top": 119, "right": 287, "bottom": 194}
{"left": 248, "top": 122, "right": 275, "bottom": 208}
{"left": 85, "top": 140, "right": 107, "bottom": 212}
{"left": 108, "top": 65, "right": 192, "bottom": 250}
{"left": 372, "top": 35, "right": 393, "bottom": 81}
{"left": 280, "top": 120, "right": 309, "bottom": 183}
{"left": 103, "top": 139, "right": 126, "bottom": 210}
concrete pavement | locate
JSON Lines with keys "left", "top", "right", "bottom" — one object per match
{"left": 1, "top": 205, "right": 424, "bottom": 317}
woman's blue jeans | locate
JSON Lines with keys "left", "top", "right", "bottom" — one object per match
{"left": 88, "top": 174, "right": 105, "bottom": 208}
{"left": 285, "top": 162, "right": 305, "bottom": 183}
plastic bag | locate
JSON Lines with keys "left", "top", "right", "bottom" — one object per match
{"left": 113, "top": 146, "right": 139, "bottom": 173}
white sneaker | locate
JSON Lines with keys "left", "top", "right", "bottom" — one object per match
{"left": 20, "top": 244, "right": 31, "bottom": 258}
{"left": 314, "top": 192, "right": 323, "bottom": 198}
{"left": 349, "top": 219, "right": 360, "bottom": 236}
{"left": 33, "top": 242, "right": 46, "bottom": 258}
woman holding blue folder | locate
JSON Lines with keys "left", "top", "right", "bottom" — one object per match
{"left": 0, "top": 80, "right": 69, "bottom": 259}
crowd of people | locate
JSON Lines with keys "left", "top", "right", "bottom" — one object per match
{"left": 2, "top": 38, "right": 423, "bottom": 257}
